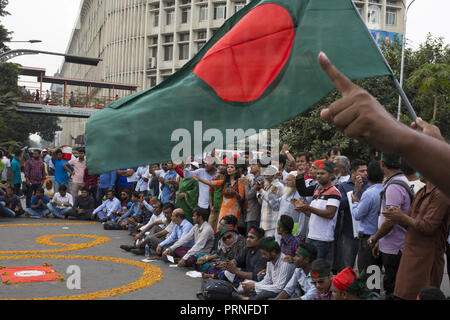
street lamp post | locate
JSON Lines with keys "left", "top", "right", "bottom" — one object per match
{"left": 397, "top": 0, "right": 416, "bottom": 121}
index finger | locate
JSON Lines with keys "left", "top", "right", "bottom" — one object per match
{"left": 318, "top": 52, "right": 356, "bottom": 96}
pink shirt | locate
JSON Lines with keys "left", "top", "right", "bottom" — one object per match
{"left": 69, "top": 158, "right": 87, "bottom": 184}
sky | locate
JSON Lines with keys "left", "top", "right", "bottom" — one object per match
{"left": 2, "top": 0, "right": 450, "bottom": 90}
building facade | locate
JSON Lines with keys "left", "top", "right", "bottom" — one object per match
{"left": 57, "top": 0, "right": 405, "bottom": 146}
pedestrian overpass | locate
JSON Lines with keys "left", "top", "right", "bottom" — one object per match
{"left": 17, "top": 66, "right": 138, "bottom": 118}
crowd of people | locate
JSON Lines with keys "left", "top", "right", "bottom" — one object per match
{"left": 0, "top": 138, "right": 449, "bottom": 301}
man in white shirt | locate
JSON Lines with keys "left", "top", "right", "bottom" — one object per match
{"left": 46, "top": 184, "right": 73, "bottom": 219}
{"left": 259, "top": 165, "right": 284, "bottom": 237}
{"left": 183, "top": 158, "right": 216, "bottom": 211}
{"left": 135, "top": 165, "right": 150, "bottom": 196}
{"left": 1, "top": 150, "right": 10, "bottom": 184}
{"left": 236, "top": 237, "right": 295, "bottom": 300}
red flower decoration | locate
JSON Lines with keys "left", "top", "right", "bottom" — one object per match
{"left": 312, "top": 272, "right": 320, "bottom": 279}
{"left": 227, "top": 225, "right": 233, "bottom": 230}
{"left": 249, "top": 228, "right": 255, "bottom": 234}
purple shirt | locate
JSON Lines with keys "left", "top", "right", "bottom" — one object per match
{"left": 378, "top": 174, "right": 411, "bottom": 255}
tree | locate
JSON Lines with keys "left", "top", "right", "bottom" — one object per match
{"left": 407, "top": 63, "right": 450, "bottom": 121}
{"left": 277, "top": 35, "right": 450, "bottom": 161}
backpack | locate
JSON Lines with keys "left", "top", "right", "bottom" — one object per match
{"left": 103, "top": 221, "right": 123, "bottom": 230}
{"left": 196, "top": 279, "right": 234, "bottom": 300}
{"left": 379, "top": 179, "right": 415, "bottom": 214}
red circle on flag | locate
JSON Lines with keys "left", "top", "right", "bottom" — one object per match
{"left": 193, "top": 4, "right": 295, "bottom": 102}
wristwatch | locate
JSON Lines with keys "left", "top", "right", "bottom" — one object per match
{"left": 368, "top": 237, "right": 375, "bottom": 245}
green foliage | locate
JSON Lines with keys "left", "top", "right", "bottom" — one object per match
{"left": 278, "top": 35, "right": 450, "bottom": 161}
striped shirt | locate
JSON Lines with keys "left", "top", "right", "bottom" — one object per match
{"left": 307, "top": 184, "right": 341, "bottom": 242}
{"left": 24, "top": 159, "right": 46, "bottom": 185}
{"left": 254, "top": 252, "right": 295, "bottom": 294}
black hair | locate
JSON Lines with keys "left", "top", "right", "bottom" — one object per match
{"left": 78, "top": 147, "right": 85, "bottom": 153}
{"left": 55, "top": 149, "right": 62, "bottom": 154}
{"left": 279, "top": 214, "right": 294, "bottom": 234}
{"left": 298, "top": 241, "right": 318, "bottom": 262}
{"left": 311, "top": 259, "right": 331, "bottom": 275}
{"left": 351, "top": 159, "right": 367, "bottom": 172}
{"left": 107, "top": 189, "right": 115, "bottom": 195}
{"left": 80, "top": 187, "right": 89, "bottom": 193}
{"left": 162, "top": 202, "right": 175, "bottom": 211}
{"left": 131, "top": 191, "right": 140, "bottom": 199}
{"left": 193, "top": 207, "right": 209, "bottom": 222}
{"left": 296, "top": 152, "right": 309, "bottom": 162}
{"left": 258, "top": 236, "right": 281, "bottom": 254}
{"left": 381, "top": 153, "right": 402, "bottom": 170}
{"left": 328, "top": 147, "right": 341, "bottom": 157}
{"left": 247, "top": 226, "right": 265, "bottom": 238}
{"left": 14, "top": 149, "right": 23, "bottom": 157}
{"left": 400, "top": 158, "right": 416, "bottom": 176}
{"left": 59, "top": 185, "right": 67, "bottom": 192}
{"left": 367, "top": 160, "right": 384, "bottom": 184}
{"left": 221, "top": 214, "right": 238, "bottom": 227}
{"left": 278, "top": 154, "right": 287, "bottom": 167}
{"left": 36, "top": 188, "right": 45, "bottom": 194}
{"left": 417, "top": 287, "right": 446, "bottom": 300}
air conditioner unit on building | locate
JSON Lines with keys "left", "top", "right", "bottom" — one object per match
{"left": 149, "top": 57, "right": 156, "bottom": 69}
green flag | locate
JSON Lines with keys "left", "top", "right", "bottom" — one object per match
{"left": 86, "top": 0, "right": 392, "bottom": 174}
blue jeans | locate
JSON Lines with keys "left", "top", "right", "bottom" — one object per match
{"left": 336, "top": 233, "right": 359, "bottom": 272}
{"left": 27, "top": 208, "right": 50, "bottom": 218}
{"left": 0, "top": 202, "right": 15, "bottom": 217}
{"left": 47, "top": 203, "right": 72, "bottom": 218}
{"left": 306, "top": 238, "right": 332, "bottom": 262}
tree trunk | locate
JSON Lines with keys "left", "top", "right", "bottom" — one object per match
{"left": 433, "top": 95, "right": 438, "bottom": 121}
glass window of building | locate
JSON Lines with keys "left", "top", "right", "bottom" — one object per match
{"left": 235, "top": 2, "right": 245, "bottom": 13}
{"left": 153, "top": 12, "right": 159, "bottom": 27}
{"left": 197, "top": 41, "right": 206, "bottom": 53}
{"left": 368, "top": 5, "right": 380, "bottom": 25}
{"left": 166, "top": 10, "right": 174, "bottom": 25}
{"left": 197, "top": 30, "right": 207, "bottom": 40}
{"left": 164, "top": 35, "right": 174, "bottom": 43}
{"left": 214, "top": 4, "right": 226, "bottom": 20}
{"left": 179, "top": 33, "right": 190, "bottom": 42}
{"left": 164, "top": 45, "right": 173, "bottom": 61}
{"left": 199, "top": 5, "right": 208, "bottom": 22}
{"left": 181, "top": 7, "right": 191, "bottom": 24}
{"left": 179, "top": 43, "right": 189, "bottom": 60}
{"left": 386, "top": 9, "right": 397, "bottom": 25}
{"left": 150, "top": 76, "right": 157, "bottom": 87}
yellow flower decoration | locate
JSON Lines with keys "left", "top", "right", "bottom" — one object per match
{"left": 0, "top": 254, "right": 163, "bottom": 300}
{"left": 0, "top": 234, "right": 110, "bottom": 255}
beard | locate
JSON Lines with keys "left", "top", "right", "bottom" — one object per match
{"left": 283, "top": 186, "right": 295, "bottom": 197}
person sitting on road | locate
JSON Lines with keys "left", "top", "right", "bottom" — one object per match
{"left": 26, "top": 187, "right": 50, "bottom": 218}
{"left": 116, "top": 192, "right": 141, "bottom": 229}
{"left": 92, "top": 189, "right": 121, "bottom": 222}
{"left": 64, "top": 187, "right": 95, "bottom": 220}
{"left": 162, "top": 208, "right": 214, "bottom": 268}
{"left": 46, "top": 184, "right": 73, "bottom": 219}
{"left": 0, "top": 186, "right": 25, "bottom": 218}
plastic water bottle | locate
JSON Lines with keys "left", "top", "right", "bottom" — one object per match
{"left": 145, "top": 243, "right": 150, "bottom": 258}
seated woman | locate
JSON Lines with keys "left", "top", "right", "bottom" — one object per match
{"left": 44, "top": 178, "right": 55, "bottom": 200}
{"left": 198, "top": 224, "right": 246, "bottom": 279}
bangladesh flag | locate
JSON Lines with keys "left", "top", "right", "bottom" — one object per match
{"left": 86, "top": 0, "right": 393, "bottom": 174}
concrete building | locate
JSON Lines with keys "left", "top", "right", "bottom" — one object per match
{"left": 57, "top": 0, "right": 405, "bottom": 146}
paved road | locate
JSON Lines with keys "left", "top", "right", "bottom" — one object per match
{"left": 0, "top": 216, "right": 448, "bottom": 300}
{"left": 0, "top": 217, "right": 202, "bottom": 300}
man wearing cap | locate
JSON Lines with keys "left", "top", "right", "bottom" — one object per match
{"left": 223, "top": 227, "right": 267, "bottom": 288}
{"left": 258, "top": 165, "right": 284, "bottom": 238}
{"left": 293, "top": 161, "right": 341, "bottom": 263}
{"left": 367, "top": 153, "right": 412, "bottom": 299}
{"left": 276, "top": 215, "right": 299, "bottom": 262}
{"left": 276, "top": 242, "right": 318, "bottom": 300}
{"left": 332, "top": 267, "right": 376, "bottom": 300}
{"left": 237, "top": 237, "right": 295, "bottom": 300}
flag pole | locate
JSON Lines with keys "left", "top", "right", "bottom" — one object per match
{"left": 350, "top": 0, "right": 417, "bottom": 121}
